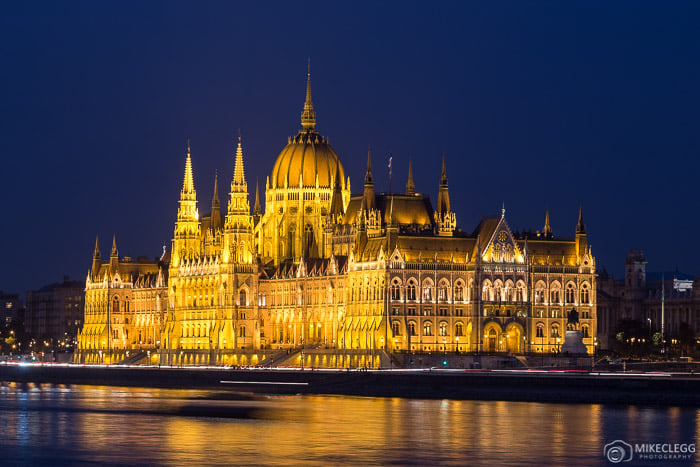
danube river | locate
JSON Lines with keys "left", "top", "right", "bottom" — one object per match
{"left": 0, "top": 383, "right": 697, "bottom": 466}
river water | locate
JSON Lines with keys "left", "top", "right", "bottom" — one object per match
{"left": 0, "top": 383, "right": 697, "bottom": 466}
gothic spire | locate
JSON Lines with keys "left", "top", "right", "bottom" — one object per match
{"left": 440, "top": 152, "right": 448, "bottom": 185}
{"left": 254, "top": 179, "right": 261, "bottom": 216}
{"left": 111, "top": 234, "right": 118, "bottom": 258}
{"left": 93, "top": 235, "right": 100, "bottom": 258}
{"left": 210, "top": 171, "right": 222, "bottom": 230}
{"left": 364, "top": 147, "right": 373, "bottom": 185}
{"left": 300, "top": 58, "right": 316, "bottom": 131}
{"left": 436, "top": 153, "right": 451, "bottom": 216}
{"left": 543, "top": 209, "right": 552, "bottom": 238}
{"left": 406, "top": 157, "right": 415, "bottom": 195}
{"left": 363, "top": 148, "right": 375, "bottom": 212}
{"left": 329, "top": 163, "right": 345, "bottom": 222}
{"left": 577, "top": 204, "right": 586, "bottom": 234}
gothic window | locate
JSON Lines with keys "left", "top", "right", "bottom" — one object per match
{"left": 438, "top": 281, "right": 449, "bottom": 302}
{"left": 551, "top": 324, "right": 560, "bottom": 338}
{"left": 505, "top": 281, "right": 514, "bottom": 302}
{"left": 494, "top": 281, "right": 503, "bottom": 302}
{"left": 536, "top": 324, "right": 545, "bottom": 338}
{"left": 288, "top": 225, "right": 296, "bottom": 258}
{"left": 423, "top": 321, "right": 433, "bottom": 336}
{"left": 304, "top": 224, "right": 313, "bottom": 256}
{"left": 392, "top": 321, "right": 401, "bottom": 336}
{"left": 516, "top": 281, "right": 525, "bottom": 302}
{"left": 580, "top": 283, "right": 590, "bottom": 304}
{"left": 423, "top": 282, "right": 433, "bottom": 301}
{"left": 405, "top": 281, "right": 415, "bottom": 301}
{"left": 239, "top": 289, "right": 247, "bottom": 306}
{"left": 582, "top": 325, "right": 589, "bottom": 338}
{"left": 455, "top": 323, "right": 464, "bottom": 336}
{"left": 535, "top": 282, "right": 546, "bottom": 304}
{"left": 439, "top": 322, "right": 448, "bottom": 337}
{"left": 454, "top": 283, "right": 464, "bottom": 302}
{"left": 550, "top": 283, "right": 561, "bottom": 304}
{"left": 504, "top": 244, "right": 513, "bottom": 262}
{"left": 390, "top": 281, "right": 401, "bottom": 301}
{"left": 565, "top": 283, "right": 576, "bottom": 304}
{"left": 482, "top": 281, "right": 492, "bottom": 301}
{"left": 112, "top": 297, "right": 119, "bottom": 314}
{"left": 408, "top": 322, "right": 416, "bottom": 336}
{"left": 493, "top": 244, "right": 502, "bottom": 262}
{"left": 239, "top": 326, "right": 246, "bottom": 338}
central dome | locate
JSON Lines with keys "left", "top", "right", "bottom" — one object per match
{"left": 272, "top": 131, "right": 344, "bottom": 189}
{"left": 270, "top": 69, "right": 345, "bottom": 189}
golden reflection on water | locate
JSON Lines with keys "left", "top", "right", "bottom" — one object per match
{"left": 0, "top": 384, "right": 697, "bottom": 466}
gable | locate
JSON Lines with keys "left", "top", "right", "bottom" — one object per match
{"left": 482, "top": 216, "right": 524, "bottom": 263}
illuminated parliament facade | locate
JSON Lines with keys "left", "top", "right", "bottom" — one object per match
{"left": 76, "top": 71, "right": 597, "bottom": 367}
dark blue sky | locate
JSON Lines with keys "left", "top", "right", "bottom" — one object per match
{"left": 1, "top": 1, "right": 699, "bottom": 294}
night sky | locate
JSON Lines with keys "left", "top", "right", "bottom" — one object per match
{"left": 2, "top": 1, "right": 699, "bottom": 295}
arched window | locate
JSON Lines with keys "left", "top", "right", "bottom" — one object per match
{"left": 493, "top": 244, "right": 502, "bottom": 262}
{"left": 494, "top": 281, "right": 503, "bottom": 302}
{"left": 504, "top": 244, "right": 513, "bottom": 262}
{"left": 504, "top": 281, "right": 514, "bottom": 302}
{"left": 482, "top": 281, "right": 492, "bottom": 301}
{"left": 390, "top": 281, "right": 401, "bottom": 301}
{"left": 565, "top": 283, "right": 576, "bottom": 304}
{"left": 392, "top": 321, "right": 401, "bottom": 336}
{"left": 112, "top": 297, "right": 119, "bottom": 314}
{"left": 239, "top": 289, "right": 247, "bottom": 306}
{"left": 550, "top": 284, "right": 561, "bottom": 305}
{"left": 423, "top": 321, "right": 433, "bottom": 336}
{"left": 455, "top": 323, "right": 464, "bottom": 336}
{"left": 551, "top": 324, "right": 560, "bottom": 338}
{"left": 580, "top": 283, "right": 590, "bottom": 304}
{"left": 422, "top": 282, "right": 433, "bottom": 301}
{"left": 408, "top": 322, "right": 416, "bottom": 336}
{"left": 516, "top": 282, "right": 526, "bottom": 302}
{"left": 454, "top": 283, "right": 464, "bottom": 302}
{"left": 582, "top": 325, "right": 589, "bottom": 338}
{"left": 407, "top": 281, "right": 417, "bottom": 301}
{"left": 536, "top": 324, "right": 544, "bottom": 338}
{"left": 438, "top": 281, "right": 449, "bottom": 302}
{"left": 239, "top": 326, "right": 246, "bottom": 338}
{"left": 304, "top": 224, "right": 313, "bottom": 256}
{"left": 439, "top": 322, "right": 448, "bottom": 337}
{"left": 535, "top": 282, "right": 546, "bottom": 304}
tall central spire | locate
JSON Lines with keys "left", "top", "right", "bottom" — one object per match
{"left": 232, "top": 133, "right": 246, "bottom": 188}
{"left": 300, "top": 58, "right": 316, "bottom": 131}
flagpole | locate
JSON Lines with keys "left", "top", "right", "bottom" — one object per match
{"left": 661, "top": 273, "right": 665, "bottom": 352}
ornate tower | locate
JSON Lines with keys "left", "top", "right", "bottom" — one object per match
{"left": 172, "top": 142, "right": 201, "bottom": 268}
{"left": 435, "top": 154, "right": 456, "bottom": 236}
{"left": 224, "top": 135, "right": 255, "bottom": 265}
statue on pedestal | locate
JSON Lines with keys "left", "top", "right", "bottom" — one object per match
{"left": 560, "top": 308, "right": 588, "bottom": 355}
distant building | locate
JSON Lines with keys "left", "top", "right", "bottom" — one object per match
{"left": 25, "top": 277, "right": 85, "bottom": 342}
{"left": 597, "top": 250, "right": 699, "bottom": 350}
{"left": 0, "top": 291, "right": 21, "bottom": 327}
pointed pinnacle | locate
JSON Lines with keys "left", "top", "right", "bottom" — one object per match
{"left": 406, "top": 157, "right": 415, "bottom": 195}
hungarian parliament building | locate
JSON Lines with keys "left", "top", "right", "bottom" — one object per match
{"left": 75, "top": 71, "right": 597, "bottom": 367}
